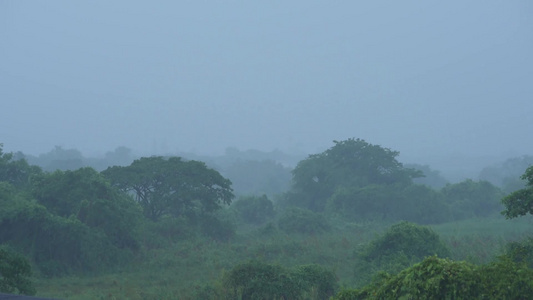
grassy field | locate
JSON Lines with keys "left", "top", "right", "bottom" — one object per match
{"left": 33, "top": 215, "right": 533, "bottom": 299}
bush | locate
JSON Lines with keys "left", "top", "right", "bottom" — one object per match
{"left": 334, "top": 256, "right": 533, "bottom": 300}
{"left": 358, "top": 221, "right": 450, "bottom": 262}
{"left": 0, "top": 245, "right": 35, "bottom": 295}
{"left": 354, "top": 221, "right": 450, "bottom": 285}
{"left": 504, "top": 237, "right": 533, "bottom": 268}
{"left": 277, "top": 207, "right": 330, "bottom": 234}
{"left": 326, "top": 184, "right": 450, "bottom": 224}
{"left": 0, "top": 195, "right": 129, "bottom": 276}
{"left": 232, "top": 195, "right": 275, "bottom": 225}
{"left": 221, "top": 260, "right": 337, "bottom": 300}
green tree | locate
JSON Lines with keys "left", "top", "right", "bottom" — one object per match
{"left": 442, "top": 179, "right": 504, "bottom": 219}
{"left": 32, "top": 167, "right": 143, "bottom": 250}
{"left": 289, "top": 138, "right": 421, "bottom": 211}
{"left": 102, "top": 156, "right": 234, "bottom": 221}
{"left": 0, "top": 246, "right": 35, "bottom": 295}
{"left": 501, "top": 165, "right": 533, "bottom": 219}
{"left": 0, "top": 144, "right": 42, "bottom": 188}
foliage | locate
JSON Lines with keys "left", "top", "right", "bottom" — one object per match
{"left": 221, "top": 260, "right": 337, "bottom": 300}
{"left": 0, "top": 245, "right": 35, "bottom": 295}
{"left": 0, "top": 182, "right": 132, "bottom": 276}
{"left": 354, "top": 221, "right": 450, "bottom": 285}
{"left": 289, "top": 138, "right": 421, "bottom": 212}
{"left": 32, "top": 167, "right": 143, "bottom": 250}
{"left": 232, "top": 194, "right": 275, "bottom": 225}
{"left": 335, "top": 255, "right": 533, "bottom": 300}
{"left": 326, "top": 184, "right": 449, "bottom": 224}
{"left": 278, "top": 207, "right": 330, "bottom": 234}
{"left": 103, "top": 156, "right": 234, "bottom": 221}
{"left": 502, "top": 166, "right": 533, "bottom": 219}
{"left": 442, "top": 179, "right": 504, "bottom": 219}
{"left": 0, "top": 144, "right": 42, "bottom": 188}
{"left": 359, "top": 221, "right": 450, "bottom": 262}
{"left": 504, "top": 237, "right": 533, "bottom": 268}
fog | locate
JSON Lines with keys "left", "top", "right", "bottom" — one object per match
{"left": 2, "top": 1, "right": 532, "bottom": 175}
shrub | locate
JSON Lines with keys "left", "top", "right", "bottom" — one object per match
{"left": 354, "top": 221, "right": 450, "bottom": 285}
{"left": 232, "top": 195, "right": 275, "bottom": 225}
{"left": 358, "top": 221, "right": 450, "bottom": 262}
{"left": 334, "top": 256, "right": 533, "bottom": 300}
{"left": 0, "top": 245, "right": 35, "bottom": 295}
{"left": 221, "top": 260, "right": 337, "bottom": 300}
{"left": 504, "top": 237, "right": 533, "bottom": 268}
{"left": 278, "top": 207, "right": 330, "bottom": 234}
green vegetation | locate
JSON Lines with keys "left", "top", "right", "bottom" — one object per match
{"left": 1, "top": 141, "right": 533, "bottom": 298}
{"left": 0, "top": 245, "right": 35, "bottom": 295}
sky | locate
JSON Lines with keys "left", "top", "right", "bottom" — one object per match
{"left": 1, "top": 1, "right": 532, "bottom": 167}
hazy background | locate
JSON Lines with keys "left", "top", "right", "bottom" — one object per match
{"left": 1, "top": 1, "right": 532, "bottom": 177}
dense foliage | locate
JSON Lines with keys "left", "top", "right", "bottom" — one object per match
{"left": 0, "top": 142, "right": 531, "bottom": 299}
{"left": 502, "top": 165, "right": 533, "bottom": 219}
{"left": 0, "top": 245, "right": 35, "bottom": 295}
{"left": 103, "top": 156, "right": 234, "bottom": 221}
{"left": 288, "top": 138, "right": 421, "bottom": 212}
{"left": 335, "top": 256, "right": 533, "bottom": 300}
{"left": 354, "top": 221, "right": 450, "bottom": 285}
{"left": 219, "top": 260, "right": 337, "bottom": 300}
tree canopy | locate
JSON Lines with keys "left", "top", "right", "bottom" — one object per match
{"left": 501, "top": 166, "right": 533, "bottom": 219}
{"left": 102, "top": 156, "right": 234, "bottom": 221}
{"left": 289, "top": 138, "right": 421, "bottom": 212}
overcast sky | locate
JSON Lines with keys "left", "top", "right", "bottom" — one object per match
{"left": 1, "top": 1, "right": 532, "bottom": 163}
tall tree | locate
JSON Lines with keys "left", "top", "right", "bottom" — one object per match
{"left": 501, "top": 166, "right": 533, "bottom": 219}
{"left": 289, "top": 138, "right": 421, "bottom": 211}
{"left": 102, "top": 156, "right": 234, "bottom": 221}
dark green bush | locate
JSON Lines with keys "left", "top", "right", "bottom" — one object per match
{"left": 278, "top": 207, "right": 330, "bottom": 234}
{"left": 222, "top": 260, "right": 337, "bottom": 300}
{"left": 326, "top": 184, "right": 450, "bottom": 224}
{"left": 354, "top": 221, "right": 450, "bottom": 285}
{"left": 334, "top": 255, "right": 533, "bottom": 300}
{"left": 504, "top": 237, "right": 533, "bottom": 268}
{"left": 442, "top": 179, "right": 504, "bottom": 219}
{"left": 0, "top": 245, "right": 35, "bottom": 295}
{"left": 358, "top": 221, "right": 450, "bottom": 262}
{"left": 0, "top": 192, "right": 129, "bottom": 276}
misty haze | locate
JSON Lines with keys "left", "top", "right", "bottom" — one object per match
{"left": 1, "top": 1, "right": 533, "bottom": 299}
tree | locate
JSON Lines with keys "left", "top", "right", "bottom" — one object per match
{"left": 0, "top": 144, "right": 42, "bottom": 188}
{"left": 289, "top": 138, "right": 421, "bottom": 211}
{"left": 442, "top": 179, "right": 504, "bottom": 219}
{"left": 32, "top": 167, "right": 143, "bottom": 250}
{"left": 501, "top": 166, "right": 533, "bottom": 219}
{"left": 102, "top": 156, "right": 234, "bottom": 221}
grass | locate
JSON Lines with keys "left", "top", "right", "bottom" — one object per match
{"left": 33, "top": 215, "right": 533, "bottom": 299}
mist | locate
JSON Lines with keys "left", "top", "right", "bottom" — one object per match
{"left": 2, "top": 1, "right": 532, "bottom": 172}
